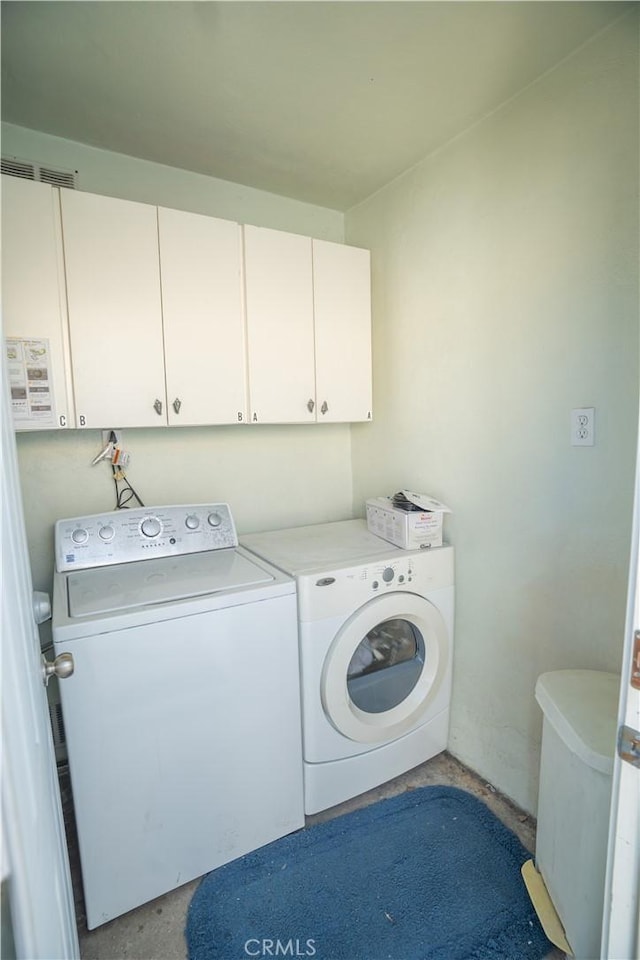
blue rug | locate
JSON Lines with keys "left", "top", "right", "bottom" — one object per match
{"left": 186, "top": 786, "right": 551, "bottom": 960}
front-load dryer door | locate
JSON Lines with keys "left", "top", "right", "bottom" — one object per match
{"left": 321, "top": 593, "right": 449, "bottom": 744}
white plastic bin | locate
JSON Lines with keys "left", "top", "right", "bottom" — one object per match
{"left": 535, "top": 670, "right": 619, "bottom": 960}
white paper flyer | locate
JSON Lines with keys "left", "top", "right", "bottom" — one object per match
{"left": 6, "top": 337, "right": 56, "bottom": 427}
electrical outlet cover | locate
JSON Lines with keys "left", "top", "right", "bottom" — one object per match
{"left": 571, "top": 408, "right": 594, "bottom": 446}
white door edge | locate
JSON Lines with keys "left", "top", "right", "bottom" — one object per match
{"left": 601, "top": 399, "right": 640, "bottom": 960}
{"left": 1, "top": 340, "right": 79, "bottom": 959}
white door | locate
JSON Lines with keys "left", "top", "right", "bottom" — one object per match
{"left": 313, "top": 239, "right": 373, "bottom": 423}
{"left": 1, "top": 354, "right": 79, "bottom": 958}
{"left": 601, "top": 409, "right": 640, "bottom": 960}
{"left": 158, "top": 207, "right": 248, "bottom": 425}
{"left": 60, "top": 189, "right": 167, "bottom": 429}
{"left": 1, "top": 175, "right": 75, "bottom": 430}
{"left": 244, "top": 225, "right": 316, "bottom": 424}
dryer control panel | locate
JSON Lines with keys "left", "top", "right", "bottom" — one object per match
{"left": 55, "top": 503, "right": 237, "bottom": 572}
{"left": 296, "top": 545, "right": 455, "bottom": 620}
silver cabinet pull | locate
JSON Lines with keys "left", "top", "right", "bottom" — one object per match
{"left": 42, "top": 652, "right": 74, "bottom": 687}
{"left": 307, "top": 399, "right": 315, "bottom": 413}
{"left": 173, "top": 398, "right": 182, "bottom": 414}
{"left": 154, "top": 399, "right": 163, "bottom": 416}
{"left": 321, "top": 400, "right": 329, "bottom": 415}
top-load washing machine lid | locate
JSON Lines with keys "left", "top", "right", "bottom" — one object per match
{"left": 242, "top": 519, "right": 403, "bottom": 575}
{"left": 67, "top": 549, "right": 273, "bottom": 617}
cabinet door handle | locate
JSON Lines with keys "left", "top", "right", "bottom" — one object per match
{"left": 173, "top": 398, "right": 182, "bottom": 414}
{"left": 321, "top": 400, "right": 329, "bottom": 415}
{"left": 153, "top": 399, "right": 163, "bottom": 416}
{"left": 307, "top": 398, "right": 315, "bottom": 413}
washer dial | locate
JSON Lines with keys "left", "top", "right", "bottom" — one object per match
{"left": 140, "top": 517, "right": 162, "bottom": 539}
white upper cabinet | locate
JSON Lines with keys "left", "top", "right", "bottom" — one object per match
{"left": 5, "top": 179, "right": 372, "bottom": 430}
{"left": 2, "top": 175, "right": 75, "bottom": 430}
{"left": 243, "top": 225, "right": 316, "bottom": 424}
{"left": 59, "top": 189, "right": 167, "bottom": 429}
{"left": 158, "top": 207, "right": 247, "bottom": 426}
{"left": 312, "top": 239, "right": 372, "bottom": 423}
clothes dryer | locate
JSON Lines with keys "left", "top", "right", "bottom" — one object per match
{"left": 242, "top": 520, "right": 454, "bottom": 814}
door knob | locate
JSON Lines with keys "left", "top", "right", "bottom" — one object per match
{"left": 42, "top": 652, "right": 74, "bottom": 687}
{"left": 32, "top": 591, "right": 51, "bottom": 624}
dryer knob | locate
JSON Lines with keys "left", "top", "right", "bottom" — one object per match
{"left": 382, "top": 567, "right": 395, "bottom": 583}
{"left": 185, "top": 514, "right": 200, "bottom": 530}
{"left": 207, "top": 512, "right": 222, "bottom": 528}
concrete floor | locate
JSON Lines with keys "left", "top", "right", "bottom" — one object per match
{"left": 63, "top": 750, "right": 565, "bottom": 960}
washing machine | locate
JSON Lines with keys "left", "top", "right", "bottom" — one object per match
{"left": 52, "top": 503, "right": 304, "bottom": 928}
{"left": 242, "top": 519, "right": 454, "bottom": 814}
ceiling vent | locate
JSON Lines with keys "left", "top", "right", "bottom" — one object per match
{"left": 1, "top": 156, "right": 76, "bottom": 189}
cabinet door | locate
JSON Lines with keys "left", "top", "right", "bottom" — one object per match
{"left": 2, "top": 176, "right": 75, "bottom": 430}
{"left": 158, "top": 207, "right": 247, "bottom": 426}
{"left": 244, "top": 225, "right": 316, "bottom": 424}
{"left": 313, "top": 239, "right": 372, "bottom": 423}
{"left": 60, "top": 190, "right": 166, "bottom": 429}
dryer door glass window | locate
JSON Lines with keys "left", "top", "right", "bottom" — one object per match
{"left": 347, "top": 618, "right": 425, "bottom": 714}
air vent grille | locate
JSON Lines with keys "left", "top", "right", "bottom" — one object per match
{"left": 1, "top": 156, "right": 76, "bottom": 189}
{"left": 40, "top": 166, "right": 76, "bottom": 188}
{"left": 1, "top": 157, "right": 35, "bottom": 180}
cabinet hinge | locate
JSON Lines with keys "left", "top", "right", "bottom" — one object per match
{"left": 617, "top": 724, "right": 640, "bottom": 769}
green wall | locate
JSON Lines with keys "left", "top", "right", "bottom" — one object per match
{"left": 346, "top": 12, "right": 639, "bottom": 812}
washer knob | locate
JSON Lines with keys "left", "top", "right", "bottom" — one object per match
{"left": 98, "top": 524, "right": 115, "bottom": 542}
{"left": 141, "top": 517, "right": 162, "bottom": 539}
{"left": 71, "top": 528, "right": 88, "bottom": 545}
{"left": 382, "top": 567, "right": 395, "bottom": 583}
{"left": 185, "top": 515, "right": 200, "bottom": 530}
{"left": 207, "top": 512, "right": 222, "bottom": 528}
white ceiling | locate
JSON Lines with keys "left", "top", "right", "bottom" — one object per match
{"left": 1, "top": 1, "right": 631, "bottom": 210}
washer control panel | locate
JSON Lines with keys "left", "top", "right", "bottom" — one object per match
{"left": 55, "top": 503, "right": 238, "bottom": 572}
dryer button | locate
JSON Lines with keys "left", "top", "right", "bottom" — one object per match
{"left": 372, "top": 580, "right": 379, "bottom": 590}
